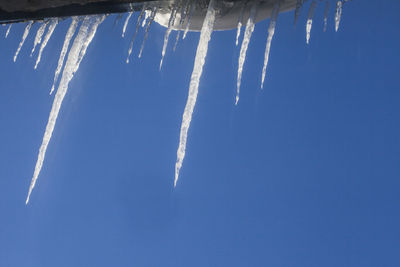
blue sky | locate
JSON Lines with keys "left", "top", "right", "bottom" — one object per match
{"left": 1, "top": 1, "right": 400, "bottom": 266}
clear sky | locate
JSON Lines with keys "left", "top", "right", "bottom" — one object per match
{"left": 0, "top": 1, "right": 400, "bottom": 266}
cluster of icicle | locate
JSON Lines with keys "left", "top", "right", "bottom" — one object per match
{"left": 2, "top": 0, "right": 346, "bottom": 204}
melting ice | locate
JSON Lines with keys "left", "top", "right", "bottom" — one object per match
{"left": 306, "top": 1, "right": 317, "bottom": 44}
{"left": 26, "top": 15, "right": 106, "bottom": 204}
{"left": 235, "top": 1, "right": 258, "bottom": 105}
{"left": 0, "top": 0, "right": 349, "bottom": 202}
{"left": 175, "top": 0, "right": 216, "bottom": 187}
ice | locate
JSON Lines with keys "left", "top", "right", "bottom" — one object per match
{"left": 35, "top": 19, "right": 58, "bottom": 69}
{"left": 306, "top": 1, "right": 317, "bottom": 44}
{"left": 261, "top": 2, "right": 280, "bottom": 89}
{"left": 183, "top": 1, "right": 195, "bottom": 40}
{"left": 335, "top": 1, "right": 343, "bottom": 32}
{"left": 235, "top": 3, "right": 246, "bottom": 46}
{"left": 26, "top": 15, "right": 106, "bottom": 205}
{"left": 14, "top": 21, "right": 33, "bottom": 62}
{"left": 138, "top": 7, "right": 157, "bottom": 58}
{"left": 126, "top": 6, "right": 146, "bottom": 63}
{"left": 235, "top": 1, "right": 258, "bottom": 105}
{"left": 5, "top": 24, "right": 12, "bottom": 38}
{"left": 31, "top": 21, "right": 48, "bottom": 56}
{"left": 159, "top": 6, "right": 178, "bottom": 69}
{"left": 50, "top": 17, "right": 79, "bottom": 95}
{"left": 173, "top": 1, "right": 190, "bottom": 52}
{"left": 122, "top": 11, "right": 133, "bottom": 38}
{"left": 174, "top": 0, "right": 216, "bottom": 187}
{"left": 142, "top": 9, "right": 150, "bottom": 27}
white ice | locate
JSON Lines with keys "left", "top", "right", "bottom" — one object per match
{"left": 50, "top": 17, "right": 79, "bottom": 95}
{"left": 306, "top": 1, "right": 317, "bottom": 44}
{"left": 142, "top": 10, "right": 150, "bottom": 27}
{"left": 139, "top": 7, "right": 157, "bottom": 58}
{"left": 235, "top": 2, "right": 258, "bottom": 105}
{"left": 173, "top": 2, "right": 189, "bottom": 52}
{"left": 122, "top": 12, "right": 133, "bottom": 38}
{"left": 14, "top": 21, "right": 33, "bottom": 62}
{"left": 183, "top": 1, "right": 195, "bottom": 40}
{"left": 335, "top": 1, "right": 343, "bottom": 32}
{"left": 127, "top": 6, "right": 146, "bottom": 63}
{"left": 5, "top": 24, "right": 12, "bottom": 38}
{"left": 35, "top": 19, "right": 58, "bottom": 69}
{"left": 31, "top": 21, "right": 48, "bottom": 56}
{"left": 261, "top": 2, "right": 280, "bottom": 89}
{"left": 175, "top": 0, "right": 216, "bottom": 187}
{"left": 235, "top": 3, "right": 245, "bottom": 46}
{"left": 160, "top": 7, "right": 178, "bottom": 69}
{"left": 26, "top": 15, "right": 106, "bottom": 204}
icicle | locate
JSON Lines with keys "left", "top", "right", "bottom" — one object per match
{"left": 235, "top": 3, "right": 245, "bottom": 46}
{"left": 14, "top": 21, "right": 33, "bottom": 62}
{"left": 294, "top": 0, "right": 303, "bottom": 26}
{"left": 261, "top": 3, "right": 280, "bottom": 89}
{"left": 126, "top": 6, "right": 146, "bottom": 63}
{"left": 182, "top": 0, "right": 192, "bottom": 24}
{"left": 35, "top": 19, "right": 58, "bottom": 69}
{"left": 160, "top": 7, "right": 178, "bottom": 69}
{"left": 173, "top": 1, "right": 190, "bottom": 52}
{"left": 122, "top": 12, "right": 133, "bottom": 38}
{"left": 173, "top": 31, "right": 181, "bottom": 52}
{"left": 175, "top": 0, "right": 216, "bottom": 187}
{"left": 323, "top": 1, "right": 329, "bottom": 32}
{"left": 26, "top": 15, "right": 106, "bottom": 205}
{"left": 183, "top": 1, "right": 195, "bottom": 39}
{"left": 335, "top": 1, "right": 343, "bottom": 32}
{"left": 306, "top": 1, "right": 317, "bottom": 44}
{"left": 142, "top": 10, "right": 150, "bottom": 27}
{"left": 31, "top": 21, "right": 48, "bottom": 56}
{"left": 235, "top": 2, "right": 258, "bottom": 105}
{"left": 5, "top": 24, "right": 11, "bottom": 38}
{"left": 50, "top": 17, "right": 79, "bottom": 95}
{"left": 138, "top": 7, "right": 157, "bottom": 58}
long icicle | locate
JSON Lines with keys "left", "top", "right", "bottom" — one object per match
{"left": 261, "top": 3, "right": 280, "bottom": 89}
{"left": 138, "top": 7, "right": 157, "bottom": 58}
{"left": 323, "top": 1, "right": 330, "bottom": 32}
{"left": 160, "top": 6, "right": 178, "bottom": 69}
{"left": 175, "top": 0, "right": 216, "bottom": 187}
{"left": 294, "top": 0, "right": 303, "bottom": 26}
{"left": 35, "top": 19, "right": 58, "bottom": 69}
{"left": 122, "top": 12, "right": 133, "bottom": 38}
{"left": 235, "top": 2, "right": 246, "bottom": 46}
{"left": 335, "top": 1, "right": 343, "bottom": 32}
{"left": 183, "top": 1, "right": 195, "bottom": 39}
{"left": 126, "top": 6, "right": 146, "bottom": 64}
{"left": 14, "top": 21, "right": 33, "bottom": 62}
{"left": 31, "top": 21, "right": 48, "bottom": 56}
{"left": 306, "top": 1, "right": 317, "bottom": 44}
{"left": 26, "top": 15, "right": 105, "bottom": 205}
{"left": 50, "top": 17, "right": 79, "bottom": 95}
{"left": 5, "top": 24, "right": 12, "bottom": 38}
{"left": 235, "top": 1, "right": 258, "bottom": 105}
